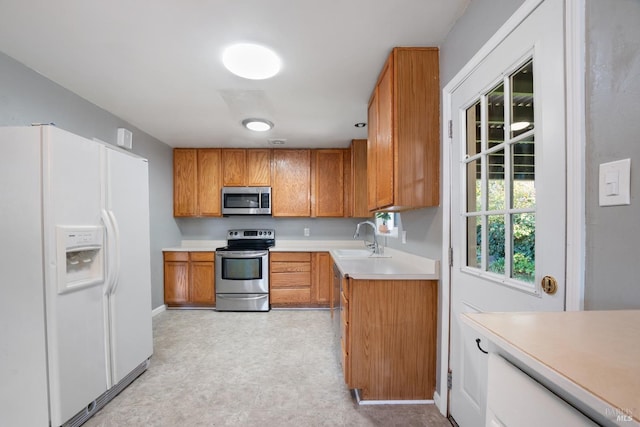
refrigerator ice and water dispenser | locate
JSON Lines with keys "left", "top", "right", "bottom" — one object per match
{"left": 56, "top": 226, "right": 104, "bottom": 294}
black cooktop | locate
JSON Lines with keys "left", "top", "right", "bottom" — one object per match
{"left": 216, "top": 229, "right": 275, "bottom": 251}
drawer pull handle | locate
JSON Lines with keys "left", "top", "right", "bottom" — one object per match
{"left": 476, "top": 338, "right": 488, "bottom": 354}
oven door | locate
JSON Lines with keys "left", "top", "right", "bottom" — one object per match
{"left": 215, "top": 250, "right": 269, "bottom": 294}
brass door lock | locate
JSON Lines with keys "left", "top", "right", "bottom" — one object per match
{"left": 541, "top": 275, "right": 558, "bottom": 294}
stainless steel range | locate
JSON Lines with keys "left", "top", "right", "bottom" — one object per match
{"left": 215, "top": 229, "right": 275, "bottom": 312}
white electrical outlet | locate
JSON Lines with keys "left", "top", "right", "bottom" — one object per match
{"left": 402, "top": 230, "right": 407, "bottom": 244}
{"left": 304, "top": 227, "right": 310, "bottom": 237}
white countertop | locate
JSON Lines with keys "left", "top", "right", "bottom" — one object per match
{"left": 163, "top": 240, "right": 440, "bottom": 281}
{"left": 330, "top": 248, "right": 439, "bottom": 280}
{"left": 162, "top": 239, "right": 368, "bottom": 252}
{"left": 463, "top": 310, "right": 640, "bottom": 426}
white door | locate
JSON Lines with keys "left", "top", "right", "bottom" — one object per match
{"left": 102, "top": 146, "right": 153, "bottom": 387}
{"left": 448, "top": 0, "right": 566, "bottom": 425}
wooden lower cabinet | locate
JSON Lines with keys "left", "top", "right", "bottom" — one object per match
{"left": 164, "top": 251, "right": 215, "bottom": 308}
{"left": 342, "top": 278, "right": 438, "bottom": 400}
{"left": 270, "top": 252, "right": 332, "bottom": 308}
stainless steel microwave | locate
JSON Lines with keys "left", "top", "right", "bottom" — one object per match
{"left": 221, "top": 187, "right": 272, "bottom": 215}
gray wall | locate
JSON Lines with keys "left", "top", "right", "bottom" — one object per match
{"left": 584, "top": 0, "right": 640, "bottom": 309}
{"left": 177, "top": 217, "right": 362, "bottom": 241}
{"left": 0, "top": 51, "right": 182, "bottom": 310}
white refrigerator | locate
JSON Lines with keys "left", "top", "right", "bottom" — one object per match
{"left": 0, "top": 125, "right": 153, "bottom": 426}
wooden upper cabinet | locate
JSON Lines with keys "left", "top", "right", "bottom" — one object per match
{"left": 174, "top": 148, "right": 222, "bottom": 217}
{"left": 198, "top": 149, "right": 222, "bottom": 216}
{"left": 246, "top": 149, "right": 271, "bottom": 186}
{"left": 222, "top": 149, "right": 245, "bottom": 186}
{"left": 174, "top": 149, "right": 198, "bottom": 216}
{"left": 367, "top": 47, "right": 440, "bottom": 211}
{"left": 313, "top": 149, "right": 345, "bottom": 217}
{"left": 350, "top": 140, "right": 370, "bottom": 218}
{"left": 272, "top": 149, "right": 311, "bottom": 217}
{"left": 222, "top": 148, "right": 271, "bottom": 186}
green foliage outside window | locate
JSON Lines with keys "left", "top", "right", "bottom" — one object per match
{"left": 476, "top": 180, "right": 536, "bottom": 283}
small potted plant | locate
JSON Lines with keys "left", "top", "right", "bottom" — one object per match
{"left": 375, "top": 212, "right": 391, "bottom": 233}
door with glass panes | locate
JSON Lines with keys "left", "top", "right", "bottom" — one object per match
{"left": 449, "top": 0, "right": 566, "bottom": 425}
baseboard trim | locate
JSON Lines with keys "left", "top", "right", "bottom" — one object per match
{"left": 151, "top": 304, "right": 167, "bottom": 317}
{"left": 354, "top": 389, "right": 434, "bottom": 405}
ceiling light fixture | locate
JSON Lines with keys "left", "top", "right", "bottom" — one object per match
{"left": 242, "top": 118, "right": 274, "bottom": 132}
{"left": 511, "top": 121, "right": 531, "bottom": 131}
{"left": 222, "top": 43, "right": 281, "bottom": 80}
{"left": 354, "top": 122, "right": 366, "bottom": 128}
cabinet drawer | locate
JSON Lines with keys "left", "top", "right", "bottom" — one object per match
{"left": 341, "top": 338, "right": 350, "bottom": 385}
{"left": 270, "top": 288, "right": 311, "bottom": 304}
{"left": 341, "top": 312, "right": 348, "bottom": 347}
{"left": 190, "top": 252, "right": 214, "bottom": 262}
{"left": 270, "top": 261, "right": 311, "bottom": 273}
{"left": 270, "top": 252, "right": 311, "bottom": 262}
{"left": 341, "top": 291, "right": 348, "bottom": 310}
{"left": 164, "top": 251, "right": 188, "bottom": 262}
{"left": 271, "top": 272, "right": 311, "bottom": 288}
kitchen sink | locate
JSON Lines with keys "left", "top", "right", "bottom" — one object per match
{"left": 333, "top": 249, "right": 391, "bottom": 258}
{"left": 334, "top": 249, "right": 373, "bottom": 258}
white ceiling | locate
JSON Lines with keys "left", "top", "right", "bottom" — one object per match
{"left": 0, "top": 0, "right": 469, "bottom": 149}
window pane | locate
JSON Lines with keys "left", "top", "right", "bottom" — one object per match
{"left": 512, "top": 137, "right": 535, "bottom": 209}
{"left": 488, "top": 149, "right": 505, "bottom": 211}
{"left": 487, "top": 215, "right": 505, "bottom": 274}
{"left": 487, "top": 83, "right": 505, "bottom": 149}
{"left": 512, "top": 213, "right": 535, "bottom": 283}
{"left": 466, "top": 101, "right": 481, "bottom": 156}
{"left": 466, "top": 159, "right": 482, "bottom": 212}
{"left": 466, "top": 216, "right": 482, "bottom": 269}
{"left": 511, "top": 60, "right": 534, "bottom": 138}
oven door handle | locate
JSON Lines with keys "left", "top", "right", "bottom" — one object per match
{"left": 216, "top": 250, "right": 269, "bottom": 258}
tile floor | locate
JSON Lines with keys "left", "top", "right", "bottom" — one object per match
{"left": 85, "top": 309, "right": 451, "bottom": 427}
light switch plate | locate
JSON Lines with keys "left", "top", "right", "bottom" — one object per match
{"left": 599, "top": 159, "right": 631, "bottom": 206}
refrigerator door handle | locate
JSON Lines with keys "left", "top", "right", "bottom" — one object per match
{"left": 107, "top": 210, "right": 121, "bottom": 295}
{"left": 101, "top": 209, "right": 119, "bottom": 295}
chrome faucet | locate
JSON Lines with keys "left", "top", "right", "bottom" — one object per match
{"left": 353, "top": 221, "right": 381, "bottom": 254}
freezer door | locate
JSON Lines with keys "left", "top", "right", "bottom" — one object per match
{"left": 43, "top": 127, "right": 109, "bottom": 426}
{"left": 103, "top": 146, "right": 153, "bottom": 387}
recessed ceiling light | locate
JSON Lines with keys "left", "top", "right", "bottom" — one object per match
{"left": 354, "top": 122, "right": 366, "bottom": 128}
{"left": 222, "top": 43, "right": 281, "bottom": 80}
{"left": 242, "top": 118, "right": 274, "bottom": 132}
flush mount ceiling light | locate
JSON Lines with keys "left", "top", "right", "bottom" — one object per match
{"left": 511, "top": 121, "right": 531, "bottom": 131}
{"left": 242, "top": 118, "right": 274, "bottom": 132}
{"left": 222, "top": 43, "right": 281, "bottom": 80}
{"left": 354, "top": 122, "right": 366, "bottom": 128}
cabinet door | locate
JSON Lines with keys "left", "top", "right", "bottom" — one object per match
{"left": 173, "top": 149, "right": 197, "bottom": 216}
{"left": 376, "top": 58, "right": 394, "bottom": 209}
{"left": 311, "top": 252, "right": 332, "bottom": 305}
{"left": 164, "top": 252, "right": 189, "bottom": 305}
{"left": 222, "top": 149, "right": 245, "bottom": 186}
{"left": 314, "top": 150, "right": 345, "bottom": 217}
{"left": 198, "top": 149, "right": 222, "bottom": 216}
{"left": 367, "top": 95, "right": 378, "bottom": 211}
{"left": 189, "top": 252, "right": 215, "bottom": 305}
{"left": 350, "top": 139, "right": 369, "bottom": 217}
{"left": 272, "top": 150, "right": 311, "bottom": 217}
{"left": 246, "top": 149, "right": 271, "bottom": 186}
